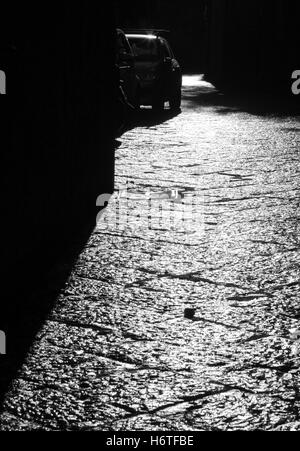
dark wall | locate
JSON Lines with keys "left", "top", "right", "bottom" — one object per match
{"left": 0, "top": 4, "right": 116, "bottom": 399}
{"left": 1, "top": 3, "right": 116, "bottom": 270}
{"left": 207, "top": 0, "right": 300, "bottom": 92}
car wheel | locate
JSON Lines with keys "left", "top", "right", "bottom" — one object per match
{"left": 169, "top": 88, "right": 182, "bottom": 110}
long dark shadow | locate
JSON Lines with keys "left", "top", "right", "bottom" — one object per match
{"left": 183, "top": 74, "right": 300, "bottom": 118}
{"left": 0, "top": 218, "right": 97, "bottom": 408}
{"left": 124, "top": 107, "right": 182, "bottom": 133}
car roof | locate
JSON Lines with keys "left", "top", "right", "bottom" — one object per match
{"left": 126, "top": 34, "right": 158, "bottom": 40}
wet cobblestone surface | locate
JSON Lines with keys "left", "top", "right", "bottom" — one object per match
{"left": 1, "top": 76, "right": 300, "bottom": 431}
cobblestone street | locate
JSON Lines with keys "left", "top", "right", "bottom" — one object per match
{"left": 1, "top": 75, "right": 300, "bottom": 431}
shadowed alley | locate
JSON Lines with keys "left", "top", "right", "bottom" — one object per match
{"left": 1, "top": 76, "right": 299, "bottom": 431}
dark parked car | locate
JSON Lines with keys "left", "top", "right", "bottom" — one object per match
{"left": 126, "top": 30, "right": 182, "bottom": 111}
{"left": 116, "top": 29, "right": 139, "bottom": 107}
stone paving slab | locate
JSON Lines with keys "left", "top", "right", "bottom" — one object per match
{"left": 0, "top": 76, "right": 299, "bottom": 431}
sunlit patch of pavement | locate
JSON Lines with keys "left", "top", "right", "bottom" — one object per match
{"left": 0, "top": 75, "right": 299, "bottom": 431}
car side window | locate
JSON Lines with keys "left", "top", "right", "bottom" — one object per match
{"left": 117, "top": 34, "right": 131, "bottom": 56}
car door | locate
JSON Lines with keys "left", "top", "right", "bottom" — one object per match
{"left": 158, "top": 38, "right": 174, "bottom": 97}
{"left": 160, "top": 38, "right": 182, "bottom": 97}
{"left": 117, "top": 32, "right": 136, "bottom": 104}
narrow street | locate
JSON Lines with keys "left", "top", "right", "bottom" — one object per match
{"left": 1, "top": 75, "right": 299, "bottom": 431}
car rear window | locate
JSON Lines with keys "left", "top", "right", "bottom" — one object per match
{"left": 127, "top": 36, "right": 159, "bottom": 61}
